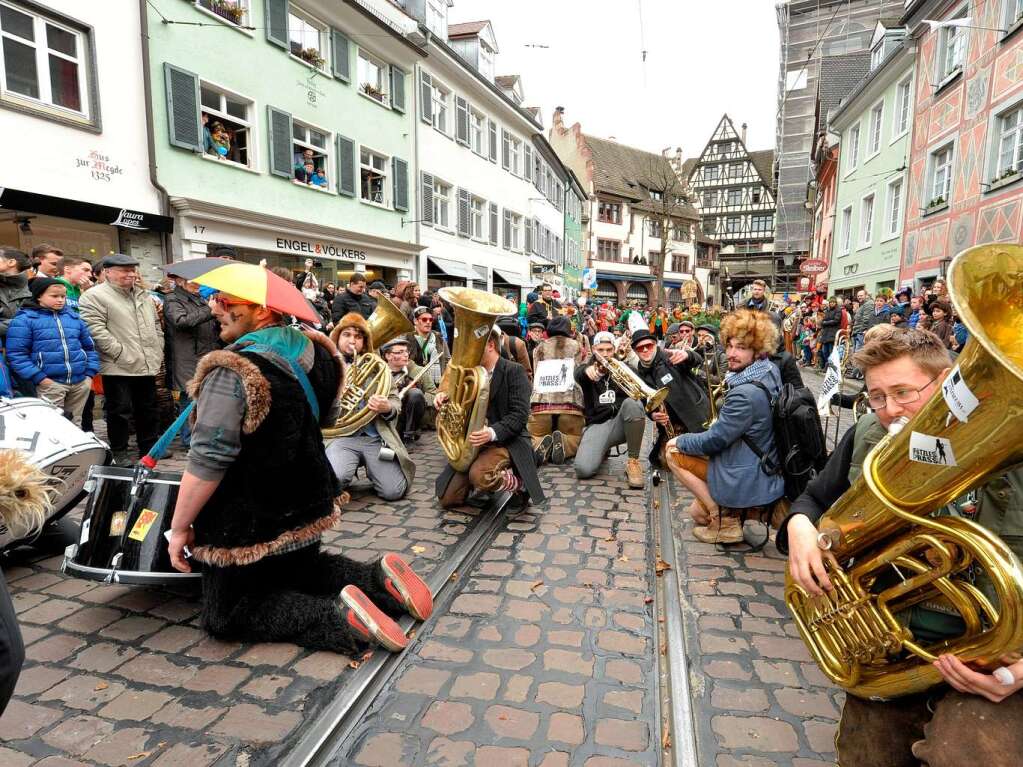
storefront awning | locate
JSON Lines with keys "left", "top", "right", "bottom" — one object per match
{"left": 663, "top": 280, "right": 682, "bottom": 289}
{"left": 428, "top": 256, "right": 469, "bottom": 279}
{"left": 0, "top": 187, "right": 174, "bottom": 233}
{"left": 597, "top": 272, "right": 653, "bottom": 282}
{"left": 472, "top": 264, "right": 488, "bottom": 281}
{"left": 493, "top": 268, "right": 531, "bottom": 286}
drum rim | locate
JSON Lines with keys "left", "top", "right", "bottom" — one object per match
{"left": 62, "top": 554, "right": 202, "bottom": 581}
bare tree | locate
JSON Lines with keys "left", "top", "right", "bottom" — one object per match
{"left": 639, "top": 156, "right": 695, "bottom": 309}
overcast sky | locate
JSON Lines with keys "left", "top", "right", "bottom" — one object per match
{"left": 450, "top": 0, "right": 781, "bottom": 160}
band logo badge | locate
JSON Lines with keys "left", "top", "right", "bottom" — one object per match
{"left": 909, "top": 431, "right": 957, "bottom": 467}
{"left": 941, "top": 365, "right": 979, "bottom": 423}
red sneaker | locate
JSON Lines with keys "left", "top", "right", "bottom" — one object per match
{"left": 379, "top": 553, "right": 433, "bottom": 622}
{"left": 339, "top": 585, "right": 408, "bottom": 652}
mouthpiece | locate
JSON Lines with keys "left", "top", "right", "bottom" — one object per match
{"left": 888, "top": 416, "right": 910, "bottom": 436}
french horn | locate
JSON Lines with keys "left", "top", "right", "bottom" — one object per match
{"left": 323, "top": 293, "right": 413, "bottom": 438}
{"left": 786, "top": 243, "right": 1023, "bottom": 699}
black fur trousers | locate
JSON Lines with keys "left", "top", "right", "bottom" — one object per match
{"left": 199, "top": 542, "right": 396, "bottom": 653}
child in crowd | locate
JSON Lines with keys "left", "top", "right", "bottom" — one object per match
{"left": 310, "top": 167, "right": 328, "bottom": 187}
{"left": 210, "top": 121, "right": 231, "bottom": 159}
{"left": 5, "top": 278, "right": 99, "bottom": 422}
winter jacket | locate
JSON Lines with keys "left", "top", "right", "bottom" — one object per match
{"left": 575, "top": 354, "right": 630, "bottom": 426}
{"left": 79, "top": 281, "right": 164, "bottom": 377}
{"left": 675, "top": 359, "right": 785, "bottom": 508}
{"left": 5, "top": 302, "right": 100, "bottom": 385}
{"left": 163, "top": 285, "right": 221, "bottom": 391}
{"left": 0, "top": 272, "right": 31, "bottom": 342}
{"left": 819, "top": 307, "right": 841, "bottom": 344}
{"left": 330, "top": 288, "right": 375, "bottom": 322}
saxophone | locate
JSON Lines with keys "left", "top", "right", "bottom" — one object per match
{"left": 787, "top": 243, "right": 1023, "bottom": 699}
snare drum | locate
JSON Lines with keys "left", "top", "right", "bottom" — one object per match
{"left": 63, "top": 465, "right": 201, "bottom": 585}
{"left": 0, "top": 397, "right": 109, "bottom": 522}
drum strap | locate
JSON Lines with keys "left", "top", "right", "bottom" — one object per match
{"left": 148, "top": 401, "right": 195, "bottom": 462}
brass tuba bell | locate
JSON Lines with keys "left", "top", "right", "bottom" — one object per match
{"left": 435, "top": 287, "right": 516, "bottom": 472}
{"left": 786, "top": 243, "right": 1023, "bottom": 699}
{"left": 323, "top": 293, "right": 413, "bottom": 439}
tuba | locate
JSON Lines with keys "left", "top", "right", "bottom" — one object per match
{"left": 436, "top": 287, "right": 516, "bottom": 472}
{"left": 323, "top": 293, "right": 413, "bottom": 438}
{"left": 787, "top": 243, "right": 1023, "bottom": 700}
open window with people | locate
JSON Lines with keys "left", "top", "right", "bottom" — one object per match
{"left": 199, "top": 83, "right": 252, "bottom": 167}
{"left": 360, "top": 147, "right": 388, "bottom": 206}
{"left": 292, "top": 120, "right": 330, "bottom": 189}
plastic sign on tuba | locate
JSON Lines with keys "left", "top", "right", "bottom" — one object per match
{"left": 786, "top": 243, "right": 1023, "bottom": 700}
{"left": 435, "top": 287, "right": 516, "bottom": 472}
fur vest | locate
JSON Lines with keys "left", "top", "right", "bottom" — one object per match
{"left": 530, "top": 336, "right": 584, "bottom": 411}
{"left": 186, "top": 347, "right": 343, "bottom": 567}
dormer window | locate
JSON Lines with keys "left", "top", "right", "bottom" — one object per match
{"left": 425, "top": 0, "right": 447, "bottom": 37}
{"left": 478, "top": 41, "right": 494, "bottom": 80}
{"left": 870, "top": 41, "right": 884, "bottom": 70}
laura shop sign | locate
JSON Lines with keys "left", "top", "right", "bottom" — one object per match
{"left": 274, "top": 237, "right": 367, "bottom": 261}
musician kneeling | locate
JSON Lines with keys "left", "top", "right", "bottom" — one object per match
{"left": 380, "top": 337, "right": 436, "bottom": 444}
{"left": 435, "top": 328, "right": 544, "bottom": 510}
{"left": 325, "top": 313, "right": 414, "bottom": 502}
{"left": 529, "top": 316, "right": 586, "bottom": 465}
{"left": 778, "top": 328, "right": 1023, "bottom": 767}
{"left": 574, "top": 332, "right": 645, "bottom": 488}
{"left": 667, "top": 309, "right": 783, "bottom": 545}
{"left": 167, "top": 299, "right": 431, "bottom": 653}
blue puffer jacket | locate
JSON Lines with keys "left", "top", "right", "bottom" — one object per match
{"left": 5, "top": 302, "right": 100, "bottom": 385}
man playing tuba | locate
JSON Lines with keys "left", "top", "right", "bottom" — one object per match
{"left": 325, "top": 313, "right": 414, "bottom": 501}
{"left": 778, "top": 328, "right": 1023, "bottom": 767}
{"left": 435, "top": 327, "right": 543, "bottom": 511}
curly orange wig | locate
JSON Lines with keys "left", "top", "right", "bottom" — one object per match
{"left": 719, "top": 309, "right": 779, "bottom": 357}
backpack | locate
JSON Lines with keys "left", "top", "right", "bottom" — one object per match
{"left": 741, "top": 381, "right": 829, "bottom": 502}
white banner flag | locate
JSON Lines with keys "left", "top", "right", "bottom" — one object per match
{"left": 627, "top": 312, "right": 648, "bottom": 336}
{"left": 817, "top": 343, "right": 843, "bottom": 416}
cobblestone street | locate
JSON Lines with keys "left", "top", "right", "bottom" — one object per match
{"left": 0, "top": 366, "right": 855, "bottom": 766}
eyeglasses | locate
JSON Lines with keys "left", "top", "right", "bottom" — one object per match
{"left": 416, "top": 315, "right": 433, "bottom": 323}
{"left": 635, "top": 342, "right": 656, "bottom": 352}
{"left": 865, "top": 375, "right": 940, "bottom": 411}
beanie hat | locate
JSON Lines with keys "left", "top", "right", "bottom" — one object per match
{"left": 546, "top": 315, "right": 572, "bottom": 338}
{"left": 331, "top": 312, "right": 373, "bottom": 351}
{"left": 30, "top": 277, "right": 63, "bottom": 301}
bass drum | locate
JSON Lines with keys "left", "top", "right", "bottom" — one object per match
{"left": 63, "top": 466, "right": 201, "bottom": 585}
{"left": 0, "top": 397, "right": 109, "bottom": 523}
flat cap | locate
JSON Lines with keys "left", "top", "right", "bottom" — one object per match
{"left": 103, "top": 253, "right": 139, "bottom": 267}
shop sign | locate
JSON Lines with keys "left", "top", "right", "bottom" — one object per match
{"left": 274, "top": 237, "right": 368, "bottom": 261}
{"left": 111, "top": 209, "right": 147, "bottom": 230}
{"left": 532, "top": 263, "right": 557, "bottom": 275}
{"left": 800, "top": 258, "right": 829, "bottom": 275}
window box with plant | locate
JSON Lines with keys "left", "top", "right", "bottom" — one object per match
{"left": 199, "top": 0, "right": 246, "bottom": 25}
{"left": 989, "top": 166, "right": 1021, "bottom": 190}
{"left": 924, "top": 195, "right": 947, "bottom": 212}
{"left": 358, "top": 50, "right": 388, "bottom": 106}
{"left": 298, "top": 48, "right": 325, "bottom": 68}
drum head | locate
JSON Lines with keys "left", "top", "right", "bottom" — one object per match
{"left": 0, "top": 397, "right": 110, "bottom": 519}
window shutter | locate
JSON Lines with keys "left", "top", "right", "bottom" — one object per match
{"left": 501, "top": 129, "right": 510, "bottom": 170}
{"left": 503, "top": 209, "right": 511, "bottom": 250}
{"left": 533, "top": 218, "right": 541, "bottom": 255}
{"left": 267, "top": 106, "right": 293, "bottom": 178}
{"left": 524, "top": 218, "right": 532, "bottom": 254}
{"left": 163, "top": 64, "right": 202, "bottom": 152}
{"left": 265, "top": 0, "right": 289, "bottom": 49}
{"left": 336, "top": 134, "right": 356, "bottom": 197}
{"left": 390, "top": 67, "right": 406, "bottom": 113}
{"left": 420, "top": 70, "right": 433, "bottom": 124}
{"left": 455, "top": 97, "right": 469, "bottom": 146}
{"left": 331, "top": 29, "right": 351, "bottom": 82}
{"left": 534, "top": 155, "right": 542, "bottom": 191}
{"left": 457, "top": 188, "right": 471, "bottom": 237}
{"left": 392, "top": 157, "right": 409, "bottom": 212}
{"left": 488, "top": 120, "right": 497, "bottom": 163}
{"left": 421, "top": 172, "right": 434, "bottom": 225}
{"left": 524, "top": 145, "right": 533, "bottom": 182}
{"left": 489, "top": 202, "right": 498, "bottom": 246}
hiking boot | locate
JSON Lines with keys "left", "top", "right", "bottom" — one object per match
{"left": 551, "top": 431, "right": 566, "bottom": 465}
{"left": 692, "top": 514, "right": 743, "bottom": 544}
{"left": 338, "top": 585, "right": 408, "bottom": 652}
{"left": 378, "top": 553, "right": 433, "bottom": 621}
{"left": 534, "top": 434, "right": 553, "bottom": 466}
{"left": 625, "top": 458, "right": 644, "bottom": 489}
